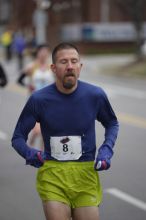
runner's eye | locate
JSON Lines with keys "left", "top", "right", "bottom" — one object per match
{"left": 71, "top": 59, "right": 78, "bottom": 64}
{"left": 60, "top": 59, "right": 67, "bottom": 64}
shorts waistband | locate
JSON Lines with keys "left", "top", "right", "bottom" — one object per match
{"left": 43, "top": 160, "right": 94, "bottom": 167}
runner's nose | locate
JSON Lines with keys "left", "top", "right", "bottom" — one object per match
{"left": 66, "top": 61, "right": 73, "bottom": 69}
{"left": 67, "top": 67, "right": 73, "bottom": 72}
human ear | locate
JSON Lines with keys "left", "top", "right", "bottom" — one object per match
{"left": 50, "top": 64, "right": 56, "bottom": 74}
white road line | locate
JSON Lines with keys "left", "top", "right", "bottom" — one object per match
{"left": 0, "top": 131, "right": 8, "bottom": 141}
{"left": 84, "top": 79, "right": 146, "bottom": 99}
{"left": 102, "top": 83, "right": 146, "bottom": 99}
{"left": 105, "top": 188, "right": 146, "bottom": 211}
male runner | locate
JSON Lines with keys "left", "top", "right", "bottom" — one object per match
{"left": 12, "top": 43, "right": 119, "bottom": 220}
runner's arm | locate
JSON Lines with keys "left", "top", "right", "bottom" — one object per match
{"left": 11, "top": 95, "right": 44, "bottom": 167}
{"left": 95, "top": 89, "right": 119, "bottom": 170}
{"left": 17, "top": 72, "right": 26, "bottom": 86}
{"left": 0, "top": 64, "right": 8, "bottom": 87}
{"left": 17, "top": 62, "right": 34, "bottom": 86}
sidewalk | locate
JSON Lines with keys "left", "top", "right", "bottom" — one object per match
{"left": 81, "top": 54, "right": 135, "bottom": 75}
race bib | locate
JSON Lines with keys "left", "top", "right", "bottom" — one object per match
{"left": 50, "top": 136, "right": 82, "bottom": 161}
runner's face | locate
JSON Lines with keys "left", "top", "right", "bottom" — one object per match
{"left": 37, "top": 47, "right": 49, "bottom": 61}
{"left": 51, "top": 49, "right": 82, "bottom": 90}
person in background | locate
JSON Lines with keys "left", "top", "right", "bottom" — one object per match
{"left": 17, "top": 44, "right": 54, "bottom": 149}
{"left": 12, "top": 42, "right": 119, "bottom": 220}
{"left": 12, "top": 31, "right": 26, "bottom": 70}
{"left": 0, "top": 63, "right": 8, "bottom": 87}
{"left": 0, "top": 29, "right": 13, "bottom": 61}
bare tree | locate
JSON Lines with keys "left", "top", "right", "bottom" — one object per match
{"left": 113, "top": 0, "right": 146, "bottom": 59}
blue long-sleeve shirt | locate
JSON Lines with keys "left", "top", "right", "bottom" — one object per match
{"left": 11, "top": 80, "right": 119, "bottom": 163}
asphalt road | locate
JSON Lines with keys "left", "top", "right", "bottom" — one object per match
{"left": 0, "top": 56, "right": 146, "bottom": 220}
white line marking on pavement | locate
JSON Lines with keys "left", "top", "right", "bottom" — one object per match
{"left": 86, "top": 80, "right": 146, "bottom": 99}
{"left": 102, "top": 83, "right": 146, "bottom": 99}
{"left": 105, "top": 188, "right": 146, "bottom": 211}
{"left": 0, "top": 131, "right": 8, "bottom": 141}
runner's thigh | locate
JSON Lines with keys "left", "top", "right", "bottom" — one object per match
{"left": 43, "top": 201, "right": 71, "bottom": 220}
{"left": 72, "top": 206, "right": 99, "bottom": 220}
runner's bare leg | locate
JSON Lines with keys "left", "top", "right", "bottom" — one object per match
{"left": 72, "top": 206, "right": 100, "bottom": 220}
{"left": 43, "top": 201, "right": 71, "bottom": 220}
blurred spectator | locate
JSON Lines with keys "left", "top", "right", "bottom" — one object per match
{"left": 26, "top": 35, "right": 37, "bottom": 58}
{"left": 12, "top": 31, "right": 26, "bottom": 70}
{"left": 0, "top": 63, "right": 8, "bottom": 87}
{"left": 141, "top": 40, "right": 146, "bottom": 57}
{"left": 23, "top": 29, "right": 37, "bottom": 57}
{"left": 0, "top": 29, "right": 13, "bottom": 61}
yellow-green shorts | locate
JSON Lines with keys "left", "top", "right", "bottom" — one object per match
{"left": 36, "top": 160, "right": 102, "bottom": 208}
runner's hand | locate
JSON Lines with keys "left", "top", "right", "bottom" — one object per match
{"left": 94, "top": 159, "right": 110, "bottom": 171}
{"left": 26, "top": 150, "right": 45, "bottom": 168}
{"left": 94, "top": 144, "right": 113, "bottom": 171}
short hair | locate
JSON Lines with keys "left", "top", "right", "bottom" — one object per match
{"left": 36, "top": 43, "right": 50, "bottom": 54}
{"left": 52, "top": 42, "right": 79, "bottom": 63}
{"left": 32, "top": 43, "right": 50, "bottom": 57}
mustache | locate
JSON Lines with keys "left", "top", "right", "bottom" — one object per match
{"left": 65, "top": 72, "right": 75, "bottom": 77}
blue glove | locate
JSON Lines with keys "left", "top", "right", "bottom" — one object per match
{"left": 94, "top": 144, "right": 113, "bottom": 171}
{"left": 26, "top": 149, "right": 45, "bottom": 168}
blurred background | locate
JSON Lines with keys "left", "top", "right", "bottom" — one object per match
{"left": 0, "top": 1, "right": 146, "bottom": 220}
{"left": 1, "top": 0, "right": 146, "bottom": 55}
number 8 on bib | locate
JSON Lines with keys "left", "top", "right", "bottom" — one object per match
{"left": 50, "top": 136, "right": 82, "bottom": 161}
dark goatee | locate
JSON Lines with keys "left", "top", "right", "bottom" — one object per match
{"left": 63, "top": 81, "right": 75, "bottom": 89}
